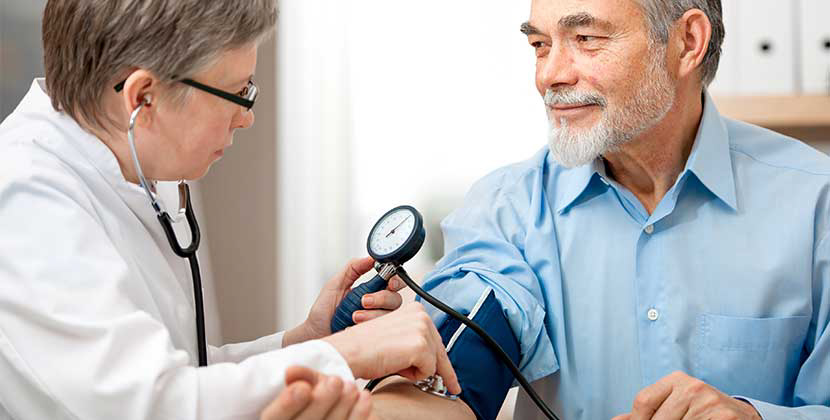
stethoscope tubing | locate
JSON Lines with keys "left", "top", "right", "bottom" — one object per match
{"left": 128, "top": 99, "right": 162, "bottom": 214}
{"left": 128, "top": 100, "right": 208, "bottom": 367}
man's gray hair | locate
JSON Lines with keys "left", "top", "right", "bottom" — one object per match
{"left": 42, "top": 0, "right": 278, "bottom": 131}
{"left": 637, "top": 0, "right": 724, "bottom": 86}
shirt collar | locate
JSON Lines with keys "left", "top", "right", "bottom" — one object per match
{"left": 555, "top": 157, "right": 607, "bottom": 214}
{"left": 683, "top": 91, "right": 737, "bottom": 211}
{"left": 555, "top": 90, "right": 736, "bottom": 214}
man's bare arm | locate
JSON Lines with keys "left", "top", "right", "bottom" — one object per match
{"left": 370, "top": 377, "right": 476, "bottom": 420}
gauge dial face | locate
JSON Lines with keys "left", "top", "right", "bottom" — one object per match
{"left": 369, "top": 208, "right": 417, "bottom": 258}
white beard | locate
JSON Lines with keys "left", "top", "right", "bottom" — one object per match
{"left": 546, "top": 46, "right": 676, "bottom": 168}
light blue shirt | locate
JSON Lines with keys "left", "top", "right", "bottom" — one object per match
{"left": 421, "top": 93, "right": 830, "bottom": 419}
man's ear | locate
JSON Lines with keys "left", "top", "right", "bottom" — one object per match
{"left": 672, "top": 8, "right": 712, "bottom": 83}
{"left": 119, "top": 69, "right": 159, "bottom": 125}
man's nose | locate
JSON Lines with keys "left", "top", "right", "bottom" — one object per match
{"left": 538, "top": 45, "right": 579, "bottom": 91}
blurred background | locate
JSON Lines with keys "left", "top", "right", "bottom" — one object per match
{"left": 2, "top": 3, "right": 829, "bottom": 416}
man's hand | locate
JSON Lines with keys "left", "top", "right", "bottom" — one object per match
{"left": 613, "top": 371, "right": 762, "bottom": 420}
{"left": 260, "top": 366, "right": 374, "bottom": 420}
{"left": 284, "top": 257, "right": 406, "bottom": 346}
{"left": 322, "top": 301, "right": 462, "bottom": 395}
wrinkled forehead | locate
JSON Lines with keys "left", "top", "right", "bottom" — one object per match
{"left": 528, "top": 0, "right": 647, "bottom": 34}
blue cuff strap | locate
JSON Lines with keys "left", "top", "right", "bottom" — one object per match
{"left": 438, "top": 288, "right": 521, "bottom": 420}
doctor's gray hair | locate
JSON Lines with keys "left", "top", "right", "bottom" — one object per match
{"left": 636, "top": 0, "right": 724, "bottom": 86}
{"left": 42, "top": 0, "right": 277, "bottom": 131}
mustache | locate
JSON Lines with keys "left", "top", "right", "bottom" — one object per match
{"left": 544, "top": 88, "right": 607, "bottom": 108}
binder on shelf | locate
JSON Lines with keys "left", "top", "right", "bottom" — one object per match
{"left": 734, "top": 0, "right": 797, "bottom": 95}
{"left": 800, "top": 0, "right": 830, "bottom": 95}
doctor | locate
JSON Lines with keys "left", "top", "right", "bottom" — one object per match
{"left": 0, "top": 1, "right": 459, "bottom": 419}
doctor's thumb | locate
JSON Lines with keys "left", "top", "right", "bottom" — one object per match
{"left": 337, "top": 257, "right": 376, "bottom": 289}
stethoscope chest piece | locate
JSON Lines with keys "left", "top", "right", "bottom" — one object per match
{"left": 413, "top": 375, "right": 459, "bottom": 401}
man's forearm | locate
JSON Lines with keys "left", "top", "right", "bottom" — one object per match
{"left": 370, "top": 377, "right": 476, "bottom": 420}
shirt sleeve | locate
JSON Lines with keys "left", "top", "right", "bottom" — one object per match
{"left": 420, "top": 169, "right": 558, "bottom": 384}
{"left": 208, "top": 331, "right": 286, "bottom": 364}
{"left": 0, "top": 175, "right": 353, "bottom": 420}
{"left": 735, "top": 227, "right": 830, "bottom": 418}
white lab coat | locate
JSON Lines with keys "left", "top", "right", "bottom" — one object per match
{"left": 0, "top": 79, "right": 353, "bottom": 420}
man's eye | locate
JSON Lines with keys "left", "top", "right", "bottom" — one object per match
{"left": 576, "top": 35, "right": 598, "bottom": 43}
{"left": 531, "top": 41, "right": 545, "bottom": 49}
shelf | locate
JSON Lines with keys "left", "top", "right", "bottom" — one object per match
{"left": 713, "top": 95, "right": 830, "bottom": 128}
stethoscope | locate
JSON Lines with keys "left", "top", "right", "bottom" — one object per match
{"left": 128, "top": 98, "right": 208, "bottom": 367}
{"left": 126, "top": 99, "right": 558, "bottom": 418}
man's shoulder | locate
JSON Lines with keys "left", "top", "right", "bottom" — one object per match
{"left": 468, "top": 147, "right": 550, "bottom": 199}
{"left": 725, "top": 117, "right": 830, "bottom": 177}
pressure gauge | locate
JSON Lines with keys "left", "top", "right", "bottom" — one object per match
{"left": 367, "top": 205, "right": 425, "bottom": 264}
{"left": 331, "top": 205, "right": 426, "bottom": 334}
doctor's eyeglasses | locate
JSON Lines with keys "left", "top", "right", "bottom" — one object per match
{"left": 114, "top": 78, "right": 258, "bottom": 112}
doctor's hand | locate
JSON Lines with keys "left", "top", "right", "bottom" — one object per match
{"left": 322, "top": 301, "right": 462, "bottom": 395}
{"left": 284, "top": 257, "right": 407, "bottom": 347}
{"left": 260, "top": 366, "right": 375, "bottom": 420}
{"left": 612, "top": 371, "right": 761, "bottom": 420}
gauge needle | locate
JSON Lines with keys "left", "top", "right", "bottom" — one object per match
{"left": 386, "top": 215, "right": 412, "bottom": 237}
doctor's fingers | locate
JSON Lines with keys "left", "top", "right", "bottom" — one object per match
{"left": 259, "top": 381, "right": 313, "bottom": 420}
{"left": 386, "top": 275, "right": 406, "bottom": 291}
{"left": 320, "top": 379, "right": 361, "bottom": 420}
{"left": 353, "top": 309, "right": 393, "bottom": 323}
{"left": 427, "top": 317, "right": 461, "bottom": 395}
{"left": 361, "top": 290, "right": 403, "bottom": 311}
{"left": 395, "top": 311, "right": 461, "bottom": 395}
{"left": 293, "top": 375, "right": 348, "bottom": 420}
{"left": 284, "top": 366, "right": 322, "bottom": 387}
{"left": 347, "top": 391, "right": 373, "bottom": 420}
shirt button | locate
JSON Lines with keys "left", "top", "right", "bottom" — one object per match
{"left": 647, "top": 308, "right": 659, "bottom": 321}
{"left": 644, "top": 224, "right": 655, "bottom": 234}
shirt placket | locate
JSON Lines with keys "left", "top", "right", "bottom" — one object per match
{"left": 608, "top": 174, "right": 688, "bottom": 387}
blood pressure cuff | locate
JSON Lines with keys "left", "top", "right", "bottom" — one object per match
{"left": 437, "top": 288, "right": 521, "bottom": 420}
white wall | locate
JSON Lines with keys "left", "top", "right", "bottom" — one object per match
{"left": 276, "top": 0, "right": 356, "bottom": 329}
{"left": 275, "top": 1, "right": 549, "bottom": 326}
{"left": 347, "top": 1, "right": 548, "bottom": 279}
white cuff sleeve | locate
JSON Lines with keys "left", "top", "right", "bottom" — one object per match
{"left": 208, "top": 331, "right": 286, "bottom": 364}
{"left": 735, "top": 396, "right": 830, "bottom": 420}
{"left": 195, "top": 339, "right": 354, "bottom": 419}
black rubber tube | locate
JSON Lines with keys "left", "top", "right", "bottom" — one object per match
{"left": 189, "top": 255, "right": 208, "bottom": 367}
{"left": 396, "top": 267, "right": 560, "bottom": 420}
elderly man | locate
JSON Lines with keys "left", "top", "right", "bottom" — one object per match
{"left": 362, "top": 0, "right": 830, "bottom": 419}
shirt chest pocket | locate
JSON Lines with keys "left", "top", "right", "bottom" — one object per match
{"left": 694, "top": 314, "right": 809, "bottom": 405}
